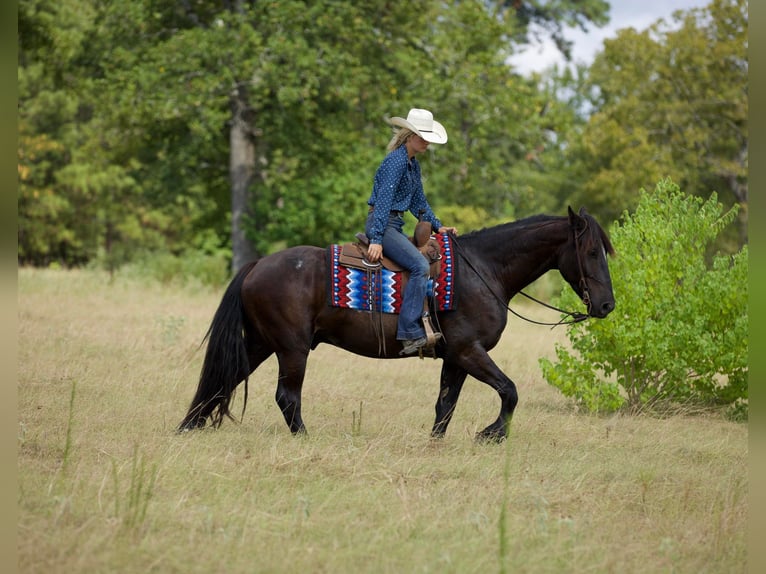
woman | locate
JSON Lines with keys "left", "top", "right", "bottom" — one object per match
{"left": 365, "top": 108, "right": 458, "bottom": 355}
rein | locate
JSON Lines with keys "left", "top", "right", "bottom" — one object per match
{"left": 449, "top": 230, "right": 590, "bottom": 328}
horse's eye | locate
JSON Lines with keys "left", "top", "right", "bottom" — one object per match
{"left": 588, "top": 248, "right": 599, "bottom": 258}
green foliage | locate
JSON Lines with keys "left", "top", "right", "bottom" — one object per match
{"left": 19, "top": 0, "right": 612, "bottom": 270}
{"left": 540, "top": 179, "right": 747, "bottom": 415}
{"left": 562, "top": 0, "right": 748, "bottom": 247}
{"left": 118, "top": 249, "right": 230, "bottom": 289}
{"left": 22, "top": 0, "right": 748, "bottom": 273}
{"left": 17, "top": 0, "right": 93, "bottom": 265}
{"left": 540, "top": 347, "right": 625, "bottom": 413}
{"left": 436, "top": 204, "right": 505, "bottom": 235}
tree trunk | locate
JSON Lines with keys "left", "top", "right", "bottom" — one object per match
{"left": 229, "top": 86, "right": 259, "bottom": 272}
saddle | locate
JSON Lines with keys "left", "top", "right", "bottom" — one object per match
{"left": 337, "top": 220, "right": 442, "bottom": 279}
{"left": 334, "top": 220, "right": 445, "bottom": 357}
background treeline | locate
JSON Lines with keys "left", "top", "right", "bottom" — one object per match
{"left": 18, "top": 0, "right": 747, "bottom": 277}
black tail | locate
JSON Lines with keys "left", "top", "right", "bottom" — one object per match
{"left": 178, "top": 261, "right": 258, "bottom": 431}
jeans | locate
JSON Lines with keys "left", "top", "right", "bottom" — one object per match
{"left": 366, "top": 212, "right": 429, "bottom": 340}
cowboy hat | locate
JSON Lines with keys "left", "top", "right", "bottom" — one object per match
{"left": 389, "top": 108, "right": 448, "bottom": 144}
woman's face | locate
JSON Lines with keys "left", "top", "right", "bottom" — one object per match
{"left": 408, "top": 134, "right": 430, "bottom": 155}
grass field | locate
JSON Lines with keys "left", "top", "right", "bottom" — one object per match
{"left": 18, "top": 267, "right": 747, "bottom": 573}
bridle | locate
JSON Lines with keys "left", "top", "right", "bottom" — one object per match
{"left": 572, "top": 221, "right": 593, "bottom": 315}
{"left": 449, "top": 221, "right": 594, "bottom": 328}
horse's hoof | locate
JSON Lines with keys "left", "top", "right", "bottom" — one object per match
{"left": 475, "top": 429, "right": 507, "bottom": 443}
{"left": 177, "top": 418, "right": 206, "bottom": 433}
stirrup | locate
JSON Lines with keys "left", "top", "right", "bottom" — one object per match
{"left": 422, "top": 310, "right": 440, "bottom": 348}
{"left": 399, "top": 337, "right": 428, "bottom": 356}
{"left": 399, "top": 332, "right": 442, "bottom": 357}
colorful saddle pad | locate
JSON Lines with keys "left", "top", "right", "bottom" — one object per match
{"left": 328, "top": 233, "right": 457, "bottom": 314}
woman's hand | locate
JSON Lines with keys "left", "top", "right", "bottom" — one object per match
{"left": 367, "top": 243, "right": 383, "bottom": 263}
{"left": 438, "top": 226, "right": 458, "bottom": 236}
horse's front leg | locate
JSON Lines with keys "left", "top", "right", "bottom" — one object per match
{"left": 431, "top": 361, "right": 468, "bottom": 438}
{"left": 458, "top": 345, "right": 519, "bottom": 442}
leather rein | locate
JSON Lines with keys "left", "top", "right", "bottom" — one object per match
{"left": 449, "top": 223, "right": 592, "bottom": 328}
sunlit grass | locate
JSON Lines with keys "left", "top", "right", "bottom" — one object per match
{"left": 18, "top": 268, "right": 747, "bottom": 573}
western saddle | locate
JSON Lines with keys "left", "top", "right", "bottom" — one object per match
{"left": 338, "top": 219, "right": 442, "bottom": 278}
{"left": 337, "top": 220, "right": 443, "bottom": 356}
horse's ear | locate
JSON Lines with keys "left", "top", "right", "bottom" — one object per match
{"left": 578, "top": 206, "right": 588, "bottom": 217}
{"left": 568, "top": 206, "right": 585, "bottom": 228}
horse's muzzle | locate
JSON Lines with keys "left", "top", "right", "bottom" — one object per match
{"left": 590, "top": 299, "right": 615, "bottom": 318}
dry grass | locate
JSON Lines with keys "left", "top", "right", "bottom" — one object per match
{"left": 18, "top": 268, "right": 747, "bottom": 573}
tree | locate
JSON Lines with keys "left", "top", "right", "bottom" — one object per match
{"left": 540, "top": 179, "right": 747, "bottom": 417}
{"left": 18, "top": 0, "right": 230, "bottom": 268}
{"left": 18, "top": 0, "right": 96, "bottom": 265}
{"left": 18, "top": 0, "right": 612, "bottom": 270}
{"left": 562, "top": 0, "right": 747, "bottom": 249}
{"left": 497, "top": 0, "right": 610, "bottom": 59}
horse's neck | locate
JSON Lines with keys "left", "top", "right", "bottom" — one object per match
{"left": 467, "top": 219, "right": 568, "bottom": 297}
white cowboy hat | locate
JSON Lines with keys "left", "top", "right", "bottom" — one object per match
{"left": 389, "top": 108, "right": 448, "bottom": 144}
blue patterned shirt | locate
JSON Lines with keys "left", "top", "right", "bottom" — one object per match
{"left": 366, "top": 144, "right": 442, "bottom": 244}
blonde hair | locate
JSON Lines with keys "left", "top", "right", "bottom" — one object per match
{"left": 387, "top": 128, "right": 414, "bottom": 152}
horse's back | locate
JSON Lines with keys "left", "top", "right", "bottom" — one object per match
{"left": 242, "top": 244, "right": 325, "bottom": 296}
{"left": 240, "top": 246, "right": 328, "bottom": 329}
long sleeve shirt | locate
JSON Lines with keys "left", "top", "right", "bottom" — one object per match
{"left": 366, "top": 144, "right": 442, "bottom": 244}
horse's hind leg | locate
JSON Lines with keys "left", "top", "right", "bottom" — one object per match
{"left": 431, "top": 361, "right": 468, "bottom": 438}
{"left": 246, "top": 339, "right": 273, "bottom": 377}
{"left": 274, "top": 350, "right": 309, "bottom": 434}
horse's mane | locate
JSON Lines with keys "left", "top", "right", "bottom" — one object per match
{"left": 460, "top": 212, "right": 615, "bottom": 256}
{"left": 460, "top": 214, "right": 565, "bottom": 249}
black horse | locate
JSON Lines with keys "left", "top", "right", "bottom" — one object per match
{"left": 179, "top": 207, "right": 615, "bottom": 440}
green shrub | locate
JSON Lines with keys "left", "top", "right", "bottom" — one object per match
{"left": 119, "top": 249, "right": 230, "bottom": 289}
{"left": 540, "top": 179, "right": 747, "bottom": 416}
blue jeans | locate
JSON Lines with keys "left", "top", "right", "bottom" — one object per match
{"left": 366, "top": 212, "right": 429, "bottom": 340}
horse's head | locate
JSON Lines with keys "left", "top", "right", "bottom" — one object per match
{"left": 560, "top": 207, "right": 616, "bottom": 318}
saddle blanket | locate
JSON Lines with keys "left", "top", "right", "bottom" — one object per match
{"left": 328, "top": 233, "right": 457, "bottom": 314}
